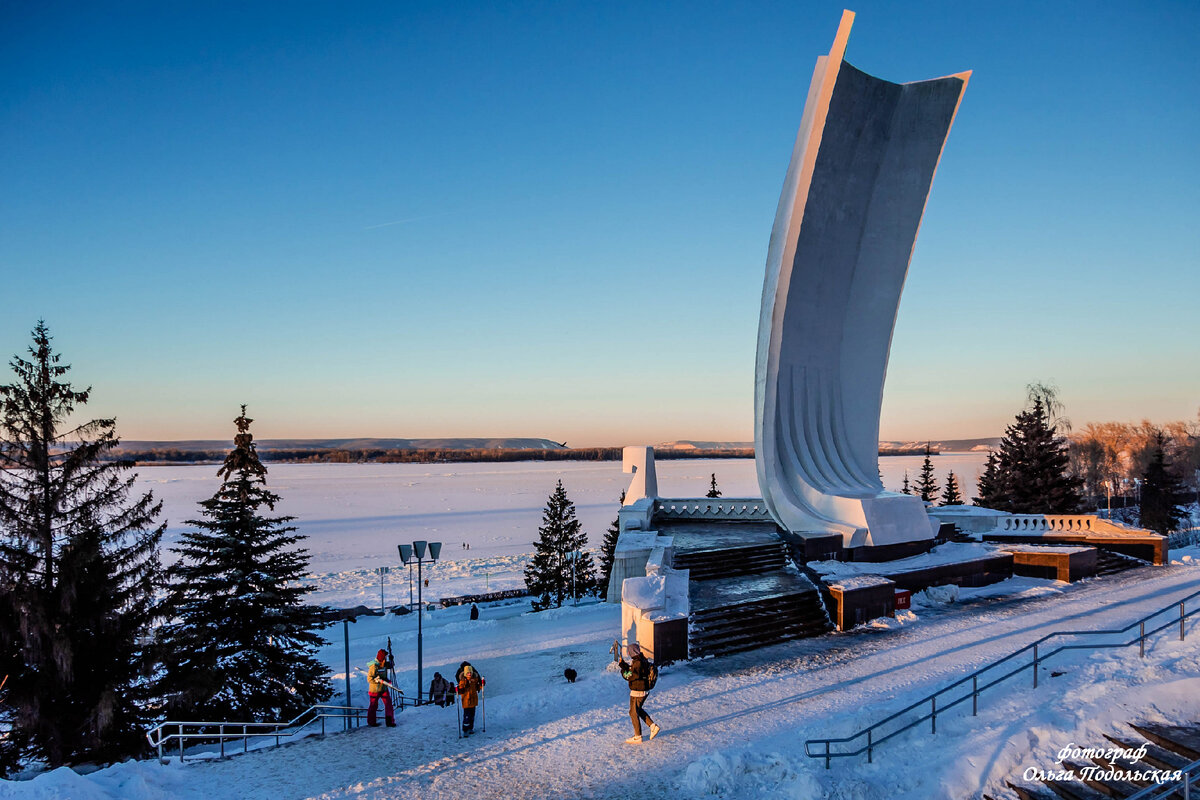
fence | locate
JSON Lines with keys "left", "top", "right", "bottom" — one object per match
{"left": 145, "top": 696, "right": 419, "bottom": 763}
{"left": 804, "top": 587, "right": 1200, "bottom": 769}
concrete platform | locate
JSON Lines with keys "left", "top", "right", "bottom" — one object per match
{"left": 655, "top": 520, "right": 783, "bottom": 555}
{"left": 689, "top": 569, "right": 819, "bottom": 614}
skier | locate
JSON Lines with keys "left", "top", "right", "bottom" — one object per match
{"left": 618, "top": 643, "right": 659, "bottom": 744}
{"left": 469, "top": 603, "right": 479, "bottom": 621}
{"left": 366, "top": 649, "right": 396, "bottom": 727}
{"left": 429, "top": 671, "right": 454, "bottom": 707}
{"left": 456, "top": 664, "right": 484, "bottom": 735}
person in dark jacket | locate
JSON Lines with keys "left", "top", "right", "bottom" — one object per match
{"left": 618, "top": 643, "right": 659, "bottom": 744}
{"left": 469, "top": 603, "right": 479, "bottom": 620}
{"left": 429, "top": 672, "right": 454, "bottom": 707}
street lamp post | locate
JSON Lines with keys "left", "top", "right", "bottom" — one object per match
{"left": 398, "top": 540, "right": 441, "bottom": 705}
{"left": 566, "top": 550, "right": 583, "bottom": 606}
{"left": 375, "top": 566, "right": 390, "bottom": 615}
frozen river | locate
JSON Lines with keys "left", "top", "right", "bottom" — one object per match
{"left": 137, "top": 453, "right": 989, "bottom": 606}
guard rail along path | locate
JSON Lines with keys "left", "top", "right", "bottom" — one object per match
{"left": 803, "top": 587, "right": 1200, "bottom": 780}
{"left": 145, "top": 698, "right": 417, "bottom": 763}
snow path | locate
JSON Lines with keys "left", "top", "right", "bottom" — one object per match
{"left": 165, "top": 563, "right": 1200, "bottom": 800}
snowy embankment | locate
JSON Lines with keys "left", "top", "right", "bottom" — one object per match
{"left": 8, "top": 547, "right": 1200, "bottom": 800}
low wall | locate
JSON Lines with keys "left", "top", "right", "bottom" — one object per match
{"left": 823, "top": 576, "right": 896, "bottom": 631}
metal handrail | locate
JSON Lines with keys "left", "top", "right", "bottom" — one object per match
{"left": 1124, "top": 755, "right": 1199, "bottom": 800}
{"left": 804, "top": 586, "right": 1200, "bottom": 768}
{"left": 145, "top": 697, "right": 420, "bottom": 762}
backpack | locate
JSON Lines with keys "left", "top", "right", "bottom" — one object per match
{"left": 646, "top": 660, "right": 658, "bottom": 691}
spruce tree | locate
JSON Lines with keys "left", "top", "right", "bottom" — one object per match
{"left": 1139, "top": 431, "right": 1188, "bottom": 534}
{"left": 598, "top": 491, "right": 624, "bottom": 600}
{"left": 0, "top": 322, "right": 164, "bottom": 772}
{"left": 915, "top": 446, "right": 939, "bottom": 503}
{"left": 989, "top": 399, "right": 1082, "bottom": 514}
{"left": 160, "top": 407, "right": 330, "bottom": 722}
{"left": 524, "top": 480, "right": 595, "bottom": 609}
{"left": 940, "top": 471, "right": 963, "bottom": 506}
{"left": 901, "top": 470, "right": 912, "bottom": 495}
{"left": 974, "top": 450, "right": 1001, "bottom": 507}
{"left": 706, "top": 473, "right": 722, "bottom": 499}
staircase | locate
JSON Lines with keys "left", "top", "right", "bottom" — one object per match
{"left": 1095, "top": 550, "right": 1148, "bottom": 577}
{"left": 992, "top": 722, "right": 1200, "bottom": 800}
{"left": 656, "top": 521, "right": 832, "bottom": 659}
{"left": 673, "top": 540, "right": 788, "bottom": 581}
{"left": 689, "top": 576, "right": 830, "bottom": 658}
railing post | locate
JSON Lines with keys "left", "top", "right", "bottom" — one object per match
{"left": 867, "top": 729, "right": 872, "bottom": 763}
{"left": 220, "top": 724, "right": 225, "bottom": 759}
{"left": 178, "top": 724, "right": 184, "bottom": 763}
{"left": 824, "top": 741, "right": 830, "bottom": 770}
{"left": 243, "top": 724, "right": 248, "bottom": 753}
{"left": 1033, "top": 645, "right": 1038, "bottom": 688}
{"left": 931, "top": 696, "right": 937, "bottom": 734}
{"left": 972, "top": 675, "right": 978, "bottom": 716}
{"left": 321, "top": 715, "right": 325, "bottom": 737}
{"left": 157, "top": 737, "right": 163, "bottom": 763}
{"left": 1182, "top": 602, "right": 1186, "bottom": 642}
{"left": 1140, "top": 621, "right": 1145, "bottom": 658}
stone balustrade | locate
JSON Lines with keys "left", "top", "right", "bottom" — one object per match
{"left": 652, "top": 498, "right": 773, "bottom": 521}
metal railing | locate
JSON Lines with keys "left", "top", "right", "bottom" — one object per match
{"left": 804, "top": 587, "right": 1200, "bottom": 769}
{"left": 146, "top": 695, "right": 421, "bottom": 763}
{"left": 1125, "top": 756, "right": 1199, "bottom": 800}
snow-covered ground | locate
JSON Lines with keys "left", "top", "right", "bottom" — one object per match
{"left": 138, "top": 455, "right": 988, "bottom": 607}
{"left": 10, "top": 545, "right": 1200, "bottom": 799}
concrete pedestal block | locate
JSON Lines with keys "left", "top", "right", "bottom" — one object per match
{"left": 823, "top": 575, "right": 897, "bottom": 631}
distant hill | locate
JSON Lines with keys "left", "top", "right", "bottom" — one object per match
{"left": 107, "top": 436, "right": 999, "bottom": 465}
{"left": 879, "top": 438, "right": 1001, "bottom": 453}
{"left": 657, "top": 440, "right": 753, "bottom": 450}
{"left": 115, "top": 437, "right": 567, "bottom": 453}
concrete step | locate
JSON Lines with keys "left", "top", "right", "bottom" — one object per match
{"left": 688, "top": 587, "right": 830, "bottom": 659}
{"left": 690, "top": 589, "right": 822, "bottom": 624}
{"left": 1129, "top": 724, "right": 1200, "bottom": 761}
{"left": 1038, "top": 777, "right": 1110, "bottom": 800}
{"left": 1004, "top": 782, "right": 1062, "bottom": 800}
{"left": 1061, "top": 760, "right": 1143, "bottom": 798}
{"left": 1103, "top": 734, "right": 1192, "bottom": 772}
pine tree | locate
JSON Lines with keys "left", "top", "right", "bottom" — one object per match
{"left": 915, "top": 445, "right": 939, "bottom": 503}
{"left": 1139, "top": 431, "right": 1188, "bottom": 534}
{"left": 598, "top": 490, "right": 624, "bottom": 600}
{"left": 940, "top": 471, "right": 963, "bottom": 506}
{"left": 0, "top": 322, "right": 164, "bottom": 772}
{"left": 160, "top": 407, "right": 330, "bottom": 722}
{"left": 524, "top": 480, "right": 595, "bottom": 609}
{"left": 989, "top": 398, "right": 1082, "bottom": 514}
{"left": 706, "top": 473, "right": 722, "bottom": 499}
{"left": 974, "top": 450, "right": 1001, "bottom": 507}
{"left": 901, "top": 470, "right": 912, "bottom": 495}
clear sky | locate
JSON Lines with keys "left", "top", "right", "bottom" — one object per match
{"left": 2, "top": 1, "right": 1197, "bottom": 446}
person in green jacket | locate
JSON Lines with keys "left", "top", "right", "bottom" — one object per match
{"left": 367, "top": 649, "right": 395, "bottom": 727}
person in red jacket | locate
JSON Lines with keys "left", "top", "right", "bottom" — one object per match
{"left": 366, "top": 649, "right": 395, "bottom": 727}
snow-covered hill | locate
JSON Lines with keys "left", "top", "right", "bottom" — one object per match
{"left": 10, "top": 547, "right": 1200, "bottom": 799}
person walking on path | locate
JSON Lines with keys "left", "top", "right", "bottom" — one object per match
{"left": 429, "top": 672, "right": 454, "bottom": 707}
{"left": 366, "top": 649, "right": 396, "bottom": 727}
{"left": 469, "top": 603, "right": 479, "bottom": 621}
{"left": 619, "top": 643, "right": 659, "bottom": 744}
{"left": 456, "top": 664, "right": 484, "bottom": 735}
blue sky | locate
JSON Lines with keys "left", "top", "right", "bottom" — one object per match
{"left": 2, "top": 1, "right": 1196, "bottom": 445}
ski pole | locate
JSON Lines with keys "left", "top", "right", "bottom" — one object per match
{"left": 481, "top": 688, "right": 486, "bottom": 733}
{"left": 456, "top": 692, "right": 462, "bottom": 739}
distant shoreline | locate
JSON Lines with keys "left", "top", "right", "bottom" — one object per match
{"left": 106, "top": 445, "right": 955, "bottom": 466}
